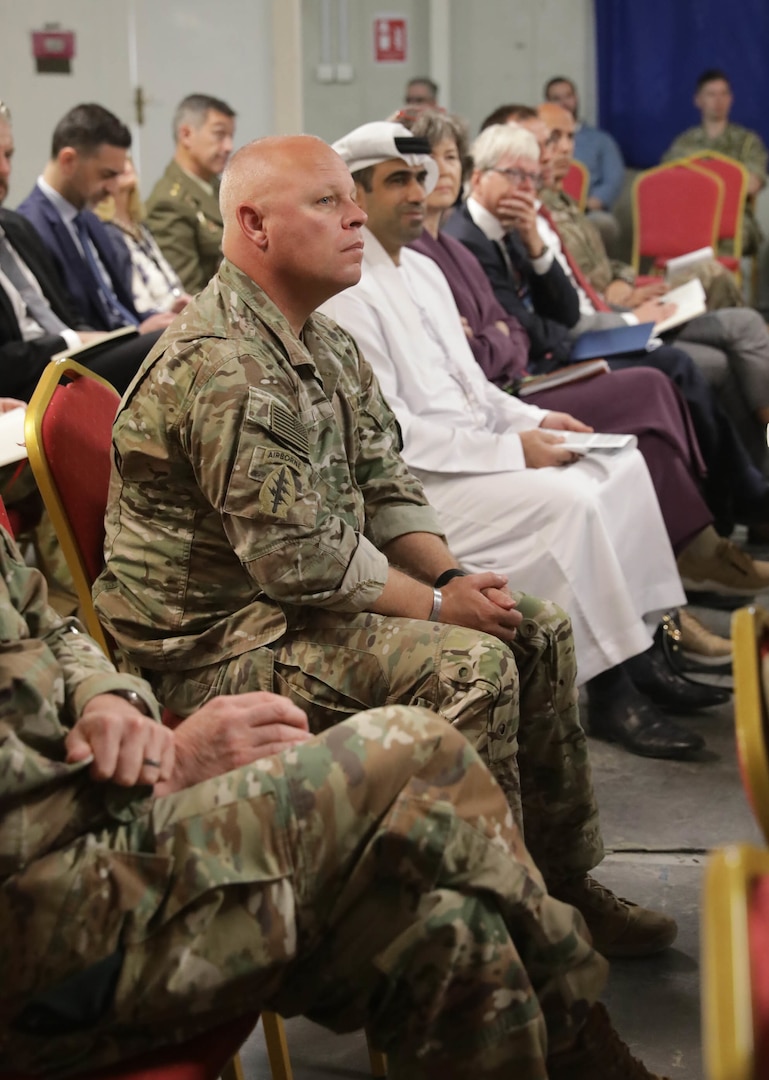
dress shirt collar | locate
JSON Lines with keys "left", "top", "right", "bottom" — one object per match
{"left": 36, "top": 176, "right": 81, "bottom": 225}
{"left": 466, "top": 196, "right": 505, "bottom": 242}
{"left": 179, "top": 166, "right": 215, "bottom": 198}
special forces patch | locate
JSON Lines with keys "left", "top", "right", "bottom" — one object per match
{"left": 259, "top": 465, "right": 297, "bottom": 518}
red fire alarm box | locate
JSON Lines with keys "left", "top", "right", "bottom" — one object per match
{"left": 32, "top": 29, "right": 76, "bottom": 74}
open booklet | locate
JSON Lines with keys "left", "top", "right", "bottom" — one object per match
{"left": 568, "top": 277, "right": 707, "bottom": 363}
{"left": 0, "top": 407, "right": 27, "bottom": 468}
{"left": 51, "top": 325, "right": 138, "bottom": 363}
{"left": 665, "top": 246, "right": 714, "bottom": 283}
{"left": 515, "top": 359, "right": 610, "bottom": 396}
{"left": 555, "top": 431, "right": 638, "bottom": 455}
{"left": 652, "top": 277, "right": 707, "bottom": 335}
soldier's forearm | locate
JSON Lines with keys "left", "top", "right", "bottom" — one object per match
{"left": 382, "top": 532, "right": 459, "bottom": 584}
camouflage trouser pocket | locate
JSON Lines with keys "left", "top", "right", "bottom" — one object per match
{"left": 273, "top": 643, "right": 389, "bottom": 734}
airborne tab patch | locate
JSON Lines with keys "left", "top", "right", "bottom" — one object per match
{"left": 259, "top": 465, "right": 297, "bottom": 518}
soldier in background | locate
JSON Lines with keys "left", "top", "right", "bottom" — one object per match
{"left": 145, "top": 93, "right": 235, "bottom": 294}
{"left": 662, "top": 68, "right": 768, "bottom": 257}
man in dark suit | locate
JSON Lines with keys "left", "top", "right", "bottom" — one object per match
{"left": 15, "top": 103, "right": 175, "bottom": 338}
{"left": 0, "top": 103, "right": 167, "bottom": 398}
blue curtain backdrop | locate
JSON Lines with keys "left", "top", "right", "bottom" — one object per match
{"left": 594, "top": 0, "right": 769, "bottom": 168}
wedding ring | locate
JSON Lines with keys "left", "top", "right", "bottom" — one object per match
{"left": 143, "top": 758, "right": 162, "bottom": 768}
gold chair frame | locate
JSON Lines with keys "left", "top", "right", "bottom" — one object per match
{"left": 702, "top": 843, "right": 769, "bottom": 1080}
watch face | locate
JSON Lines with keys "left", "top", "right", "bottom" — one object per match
{"left": 112, "top": 689, "right": 152, "bottom": 716}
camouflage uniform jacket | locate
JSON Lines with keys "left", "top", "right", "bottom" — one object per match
{"left": 0, "top": 526, "right": 162, "bottom": 1027}
{"left": 662, "top": 122, "right": 768, "bottom": 254}
{"left": 145, "top": 160, "right": 223, "bottom": 294}
{"left": 94, "top": 259, "right": 442, "bottom": 673}
{"left": 540, "top": 187, "right": 635, "bottom": 294}
{"left": 541, "top": 186, "right": 743, "bottom": 309}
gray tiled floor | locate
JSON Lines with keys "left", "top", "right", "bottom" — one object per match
{"left": 237, "top": 602, "right": 760, "bottom": 1079}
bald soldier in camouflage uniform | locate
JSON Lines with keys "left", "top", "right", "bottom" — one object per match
{"left": 0, "top": 524, "right": 668, "bottom": 1080}
{"left": 95, "top": 133, "right": 677, "bottom": 960}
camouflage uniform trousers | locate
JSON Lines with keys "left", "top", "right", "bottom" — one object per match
{"left": 5, "top": 708, "right": 606, "bottom": 1079}
{"left": 153, "top": 593, "right": 604, "bottom": 887}
{"left": 0, "top": 461, "right": 78, "bottom": 613}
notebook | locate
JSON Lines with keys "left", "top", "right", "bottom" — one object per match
{"left": 568, "top": 322, "right": 655, "bottom": 362}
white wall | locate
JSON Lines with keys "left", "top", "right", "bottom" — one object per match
{"left": 1, "top": 0, "right": 596, "bottom": 199}
{"left": 301, "top": 0, "right": 432, "bottom": 143}
{"left": 0, "top": 0, "right": 274, "bottom": 208}
{"left": 448, "top": 0, "right": 596, "bottom": 134}
{"left": 299, "top": 0, "right": 596, "bottom": 143}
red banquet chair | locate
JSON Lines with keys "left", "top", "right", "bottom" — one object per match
{"left": 630, "top": 161, "right": 725, "bottom": 274}
{"left": 0, "top": 492, "right": 14, "bottom": 535}
{"left": 686, "top": 151, "right": 749, "bottom": 266}
{"left": 4, "top": 1017, "right": 258, "bottom": 1080}
{"left": 562, "top": 159, "right": 590, "bottom": 210}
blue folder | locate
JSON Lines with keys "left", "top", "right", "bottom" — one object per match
{"left": 568, "top": 321, "right": 655, "bottom": 362}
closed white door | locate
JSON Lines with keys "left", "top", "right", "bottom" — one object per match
{"left": 0, "top": 0, "right": 274, "bottom": 208}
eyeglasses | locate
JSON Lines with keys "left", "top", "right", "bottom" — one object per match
{"left": 490, "top": 166, "right": 542, "bottom": 190}
{"left": 0, "top": 102, "right": 10, "bottom": 121}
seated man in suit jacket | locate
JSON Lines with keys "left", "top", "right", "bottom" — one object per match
{"left": 15, "top": 102, "right": 179, "bottom": 340}
{"left": 0, "top": 103, "right": 164, "bottom": 399}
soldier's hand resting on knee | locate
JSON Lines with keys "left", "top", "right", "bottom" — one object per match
{"left": 65, "top": 690, "right": 311, "bottom": 796}
{"left": 440, "top": 572, "right": 523, "bottom": 643}
{"left": 65, "top": 693, "right": 175, "bottom": 788}
{"left": 158, "top": 692, "right": 312, "bottom": 794}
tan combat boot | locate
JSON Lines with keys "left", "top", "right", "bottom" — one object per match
{"left": 549, "top": 875, "right": 678, "bottom": 958}
{"left": 548, "top": 1003, "right": 669, "bottom": 1080}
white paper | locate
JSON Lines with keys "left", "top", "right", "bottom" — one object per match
{"left": 664, "top": 246, "right": 714, "bottom": 282}
{"left": 653, "top": 278, "right": 707, "bottom": 335}
{"left": 556, "top": 431, "right": 638, "bottom": 454}
{"left": 0, "top": 407, "right": 27, "bottom": 467}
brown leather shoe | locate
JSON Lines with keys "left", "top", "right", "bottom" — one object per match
{"left": 548, "top": 1002, "right": 669, "bottom": 1080}
{"left": 549, "top": 875, "right": 678, "bottom": 958}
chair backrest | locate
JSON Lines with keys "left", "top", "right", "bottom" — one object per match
{"left": 562, "top": 159, "right": 590, "bottom": 211}
{"left": 5, "top": 1014, "right": 258, "bottom": 1080}
{"left": 630, "top": 160, "right": 725, "bottom": 271}
{"left": 0, "top": 494, "right": 14, "bottom": 536}
{"left": 732, "top": 605, "right": 769, "bottom": 845}
{"left": 702, "top": 843, "right": 769, "bottom": 1080}
{"left": 686, "top": 151, "right": 749, "bottom": 261}
{"left": 24, "top": 358, "right": 120, "bottom": 654}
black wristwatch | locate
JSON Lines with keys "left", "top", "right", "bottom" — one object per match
{"left": 434, "top": 568, "right": 468, "bottom": 589}
{"left": 109, "top": 689, "right": 153, "bottom": 716}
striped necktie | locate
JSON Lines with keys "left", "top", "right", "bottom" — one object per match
{"left": 73, "top": 213, "right": 139, "bottom": 329}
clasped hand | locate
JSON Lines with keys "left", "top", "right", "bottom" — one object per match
{"left": 66, "top": 690, "right": 312, "bottom": 794}
{"left": 439, "top": 571, "right": 522, "bottom": 643}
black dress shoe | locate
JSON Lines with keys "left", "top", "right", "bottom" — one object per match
{"left": 587, "top": 693, "right": 706, "bottom": 760}
{"left": 625, "top": 640, "right": 731, "bottom": 713}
